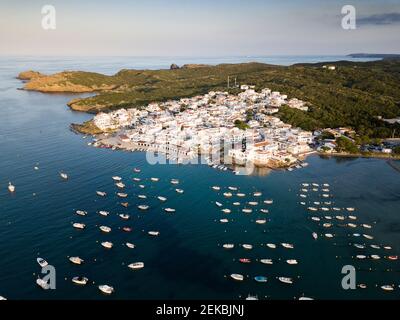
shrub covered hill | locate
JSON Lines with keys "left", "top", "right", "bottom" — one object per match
{"left": 19, "top": 59, "right": 400, "bottom": 138}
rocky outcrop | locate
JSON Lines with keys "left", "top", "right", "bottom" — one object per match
{"left": 170, "top": 64, "right": 180, "bottom": 70}
{"left": 17, "top": 70, "right": 45, "bottom": 80}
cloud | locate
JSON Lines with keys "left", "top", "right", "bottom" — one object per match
{"left": 358, "top": 13, "right": 400, "bottom": 26}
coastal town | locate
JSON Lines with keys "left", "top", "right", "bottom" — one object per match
{"left": 90, "top": 86, "right": 315, "bottom": 169}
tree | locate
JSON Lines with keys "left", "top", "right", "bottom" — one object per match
{"left": 336, "top": 137, "right": 359, "bottom": 154}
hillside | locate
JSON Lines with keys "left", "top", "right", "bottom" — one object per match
{"left": 19, "top": 60, "right": 400, "bottom": 138}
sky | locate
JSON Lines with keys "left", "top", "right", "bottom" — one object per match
{"left": 1, "top": 0, "right": 400, "bottom": 56}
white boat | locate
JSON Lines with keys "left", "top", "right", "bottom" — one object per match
{"left": 37, "top": 258, "right": 48, "bottom": 268}
{"left": 233, "top": 202, "right": 241, "bottom": 206}
{"left": 133, "top": 177, "right": 141, "bottom": 182}
{"left": 354, "top": 244, "right": 365, "bottom": 249}
{"left": 112, "top": 176, "right": 122, "bottom": 181}
{"left": 8, "top": 182, "right": 15, "bottom": 193}
{"left": 242, "top": 244, "right": 253, "bottom": 250}
{"left": 363, "top": 234, "right": 374, "bottom": 240}
{"left": 322, "top": 194, "right": 330, "bottom": 198}
{"left": 381, "top": 285, "right": 394, "bottom": 292}
{"left": 308, "top": 207, "right": 318, "bottom": 211}
{"left": 36, "top": 278, "right": 50, "bottom": 290}
{"left": 253, "top": 192, "right": 262, "bottom": 197}
{"left": 356, "top": 255, "right": 367, "bottom": 260}
{"left": 128, "top": 262, "right": 145, "bottom": 270}
{"left": 286, "top": 259, "right": 298, "bottom": 265}
{"left": 119, "top": 214, "right": 130, "bottom": 220}
{"left": 332, "top": 207, "right": 341, "bottom": 211}
{"left": 260, "top": 209, "right": 269, "bottom": 214}
{"left": 325, "top": 233, "right": 334, "bottom": 238}
{"left": 117, "top": 192, "right": 128, "bottom": 198}
{"left": 246, "top": 295, "right": 259, "bottom": 301}
{"left": 133, "top": 168, "right": 141, "bottom": 173}
{"left": 220, "top": 219, "right": 229, "bottom": 223}
{"left": 248, "top": 201, "right": 258, "bottom": 206}
{"left": 322, "top": 189, "right": 330, "bottom": 192}
{"left": 362, "top": 224, "right": 372, "bottom": 229}
{"left": 72, "top": 276, "right": 88, "bottom": 285}
{"left": 73, "top": 223, "right": 86, "bottom": 230}
{"left": 150, "top": 177, "right": 159, "bottom": 182}
{"left": 223, "top": 244, "right": 234, "bottom": 249}
{"left": 300, "top": 202, "right": 306, "bottom": 205}
{"left": 99, "top": 226, "right": 112, "bottom": 233}
{"left": 230, "top": 274, "right": 244, "bottom": 281}
{"left": 157, "top": 196, "right": 167, "bottom": 202}
{"left": 115, "top": 182, "right": 125, "bottom": 189}
{"left": 98, "top": 285, "right": 114, "bottom": 295}
{"left": 321, "top": 207, "right": 330, "bottom": 212}
{"left": 126, "top": 242, "right": 135, "bottom": 249}
{"left": 312, "top": 232, "right": 318, "bottom": 240}
{"left": 222, "top": 209, "right": 231, "bottom": 214}
{"left": 215, "top": 201, "right": 223, "bottom": 207}
{"left": 301, "top": 189, "right": 308, "bottom": 192}
{"left": 348, "top": 223, "right": 357, "bottom": 228}
{"left": 228, "top": 186, "right": 238, "bottom": 191}
{"left": 98, "top": 210, "right": 109, "bottom": 217}
{"left": 148, "top": 231, "right": 160, "bottom": 236}
{"left": 323, "top": 183, "right": 330, "bottom": 187}
{"left": 69, "top": 256, "right": 84, "bottom": 265}
{"left": 266, "top": 243, "right": 276, "bottom": 249}
{"left": 281, "top": 243, "right": 294, "bottom": 249}
{"left": 336, "top": 216, "right": 345, "bottom": 221}
{"left": 212, "top": 186, "right": 221, "bottom": 191}
{"left": 300, "top": 194, "right": 307, "bottom": 198}
{"left": 302, "top": 183, "right": 310, "bottom": 187}
{"left": 76, "top": 210, "right": 87, "bottom": 216}
{"left": 346, "top": 207, "right": 355, "bottom": 212}
{"left": 60, "top": 172, "right": 68, "bottom": 180}
{"left": 138, "top": 194, "right": 147, "bottom": 199}
{"left": 170, "top": 179, "right": 179, "bottom": 185}
{"left": 324, "top": 216, "right": 333, "bottom": 220}
{"left": 312, "top": 183, "right": 319, "bottom": 187}
{"left": 138, "top": 205, "right": 149, "bottom": 210}
{"left": 299, "top": 297, "right": 314, "bottom": 301}
{"left": 237, "top": 193, "right": 246, "bottom": 197}
{"left": 370, "top": 245, "right": 381, "bottom": 249}
{"left": 323, "top": 223, "right": 332, "bottom": 228}
{"left": 138, "top": 184, "right": 145, "bottom": 189}
{"left": 371, "top": 255, "right": 381, "bottom": 260}
{"left": 96, "top": 191, "right": 107, "bottom": 197}
{"left": 242, "top": 208, "right": 252, "bottom": 214}
{"left": 384, "top": 246, "right": 392, "bottom": 250}
{"left": 264, "top": 200, "right": 273, "bottom": 205}
{"left": 348, "top": 216, "right": 357, "bottom": 220}
{"left": 278, "top": 277, "right": 293, "bottom": 284}
{"left": 164, "top": 208, "right": 175, "bottom": 213}
{"left": 223, "top": 192, "right": 233, "bottom": 197}
{"left": 311, "top": 217, "right": 321, "bottom": 222}
{"left": 255, "top": 219, "right": 267, "bottom": 225}
{"left": 260, "top": 259, "right": 273, "bottom": 265}
{"left": 175, "top": 189, "right": 184, "bottom": 194}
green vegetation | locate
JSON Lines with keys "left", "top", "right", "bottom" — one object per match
{"left": 393, "top": 146, "right": 400, "bottom": 155}
{"left": 24, "top": 60, "right": 400, "bottom": 138}
{"left": 234, "top": 120, "right": 250, "bottom": 130}
{"left": 335, "top": 137, "right": 359, "bottom": 154}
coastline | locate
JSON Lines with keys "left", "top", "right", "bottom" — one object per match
{"left": 318, "top": 152, "right": 400, "bottom": 160}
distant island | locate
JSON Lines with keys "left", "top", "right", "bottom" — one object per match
{"left": 18, "top": 60, "right": 400, "bottom": 143}
{"left": 347, "top": 53, "right": 400, "bottom": 59}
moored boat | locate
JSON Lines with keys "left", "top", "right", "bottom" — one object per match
{"left": 230, "top": 274, "right": 244, "bottom": 281}
{"left": 69, "top": 256, "right": 84, "bottom": 265}
{"left": 72, "top": 276, "right": 88, "bottom": 285}
{"left": 96, "top": 191, "right": 107, "bottom": 197}
{"left": 73, "top": 223, "right": 86, "bottom": 230}
{"left": 98, "top": 211, "right": 109, "bottom": 217}
{"left": 164, "top": 208, "right": 175, "bottom": 213}
{"left": 37, "top": 257, "right": 48, "bottom": 268}
{"left": 8, "top": 182, "right": 15, "bottom": 193}
{"left": 128, "top": 262, "right": 144, "bottom": 270}
{"left": 148, "top": 231, "right": 160, "bottom": 236}
{"left": 99, "top": 226, "right": 112, "bottom": 233}
{"left": 98, "top": 285, "right": 114, "bottom": 295}
{"left": 278, "top": 277, "right": 293, "bottom": 284}
{"left": 254, "top": 276, "right": 268, "bottom": 283}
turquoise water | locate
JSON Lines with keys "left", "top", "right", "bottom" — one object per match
{"left": 0, "top": 56, "right": 399, "bottom": 300}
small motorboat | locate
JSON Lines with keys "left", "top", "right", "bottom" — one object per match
{"left": 138, "top": 194, "right": 147, "bottom": 199}
{"left": 312, "top": 183, "right": 319, "bottom": 187}
{"left": 133, "top": 177, "right": 141, "bottom": 182}
{"left": 260, "top": 259, "right": 273, "bottom": 265}
{"left": 370, "top": 245, "right": 381, "bottom": 249}
{"left": 260, "top": 209, "right": 269, "bottom": 214}
{"left": 356, "top": 255, "right": 367, "bottom": 260}
{"left": 321, "top": 207, "right": 330, "bottom": 212}
{"left": 128, "top": 262, "right": 144, "bottom": 270}
{"left": 325, "top": 233, "right": 334, "bottom": 238}
{"left": 76, "top": 210, "right": 87, "bottom": 216}
{"left": 253, "top": 192, "right": 262, "bottom": 197}
{"left": 112, "top": 176, "right": 122, "bottom": 181}
{"left": 354, "top": 244, "right": 365, "bottom": 249}
{"left": 308, "top": 207, "right": 318, "bottom": 212}
{"left": 150, "top": 177, "right": 159, "bottom": 182}
{"left": 348, "top": 223, "right": 357, "bottom": 228}
{"left": 36, "top": 278, "right": 50, "bottom": 290}
{"left": 8, "top": 182, "right": 15, "bottom": 193}
{"left": 311, "top": 217, "right": 321, "bottom": 222}
{"left": 266, "top": 243, "right": 276, "bottom": 249}
{"left": 255, "top": 219, "right": 267, "bottom": 225}
{"left": 246, "top": 295, "right": 259, "bottom": 301}
{"left": 69, "top": 256, "right": 84, "bottom": 265}
{"left": 119, "top": 214, "right": 130, "bottom": 220}
{"left": 254, "top": 276, "right": 268, "bottom": 283}
{"left": 323, "top": 223, "right": 332, "bottom": 228}
{"left": 215, "top": 201, "right": 223, "bottom": 207}
{"left": 312, "top": 232, "right": 318, "bottom": 240}
{"left": 324, "top": 216, "right": 333, "bottom": 220}
{"left": 278, "top": 277, "right": 293, "bottom": 284}
{"left": 233, "top": 202, "right": 241, "bottom": 206}
{"left": 237, "top": 193, "right": 246, "bottom": 197}
{"left": 73, "top": 223, "right": 86, "bottom": 230}
{"left": 281, "top": 243, "right": 294, "bottom": 249}
{"left": 220, "top": 219, "right": 229, "bottom": 223}
{"left": 332, "top": 207, "right": 341, "bottom": 211}
{"left": 170, "top": 179, "right": 179, "bottom": 185}
{"left": 98, "top": 285, "right": 114, "bottom": 295}
{"left": 248, "top": 201, "right": 258, "bottom": 206}
{"left": 381, "top": 285, "right": 394, "bottom": 292}
{"left": 299, "top": 297, "right": 314, "bottom": 301}
{"left": 387, "top": 256, "right": 398, "bottom": 261}
{"left": 264, "top": 200, "right": 273, "bottom": 205}
{"left": 175, "top": 189, "right": 184, "bottom": 194}
{"left": 96, "top": 191, "right": 107, "bottom": 197}
{"left": 148, "top": 231, "right": 160, "bottom": 236}
{"left": 242, "top": 208, "right": 252, "bottom": 214}
{"left": 133, "top": 168, "right": 141, "bottom": 173}
{"left": 336, "top": 216, "right": 345, "bottom": 221}
{"left": 101, "top": 241, "right": 113, "bottom": 249}
{"left": 139, "top": 184, "right": 145, "bottom": 189}
{"left": 362, "top": 224, "right": 372, "bottom": 229}
{"left": 371, "top": 255, "right": 381, "bottom": 260}
{"left": 230, "top": 274, "right": 244, "bottom": 281}
{"left": 286, "top": 259, "right": 298, "bottom": 265}
{"left": 223, "top": 192, "right": 233, "bottom": 198}
{"left": 223, "top": 244, "right": 234, "bottom": 249}
{"left": 239, "top": 258, "right": 251, "bottom": 264}
{"left": 115, "top": 182, "right": 125, "bottom": 189}
{"left": 322, "top": 194, "right": 330, "bottom": 198}
{"left": 138, "top": 205, "right": 149, "bottom": 210}
{"left": 348, "top": 216, "right": 357, "bottom": 220}
{"left": 122, "top": 227, "right": 132, "bottom": 233}
{"left": 363, "top": 234, "right": 374, "bottom": 240}
{"left": 164, "top": 208, "right": 175, "bottom": 213}
{"left": 384, "top": 246, "right": 393, "bottom": 250}
{"left": 228, "top": 186, "right": 238, "bottom": 191}
{"left": 72, "top": 276, "right": 89, "bottom": 285}
{"left": 98, "top": 211, "right": 109, "bottom": 217}
{"left": 346, "top": 207, "right": 355, "bottom": 212}
{"left": 222, "top": 208, "right": 231, "bottom": 214}
{"left": 358, "top": 284, "right": 367, "bottom": 289}
{"left": 60, "top": 172, "right": 68, "bottom": 180}
{"left": 37, "top": 258, "right": 48, "bottom": 268}
{"left": 300, "top": 194, "right": 307, "bottom": 198}
{"left": 117, "top": 192, "right": 128, "bottom": 198}
{"left": 157, "top": 196, "right": 167, "bottom": 202}
{"left": 99, "top": 226, "right": 112, "bottom": 233}
{"left": 120, "top": 202, "right": 129, "bottom": 208}
{"left": 242, "top": 244, "right": 253, "bottom": 250}
{"left": 212, "top": 186, "right": 221, "bottom": 191}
